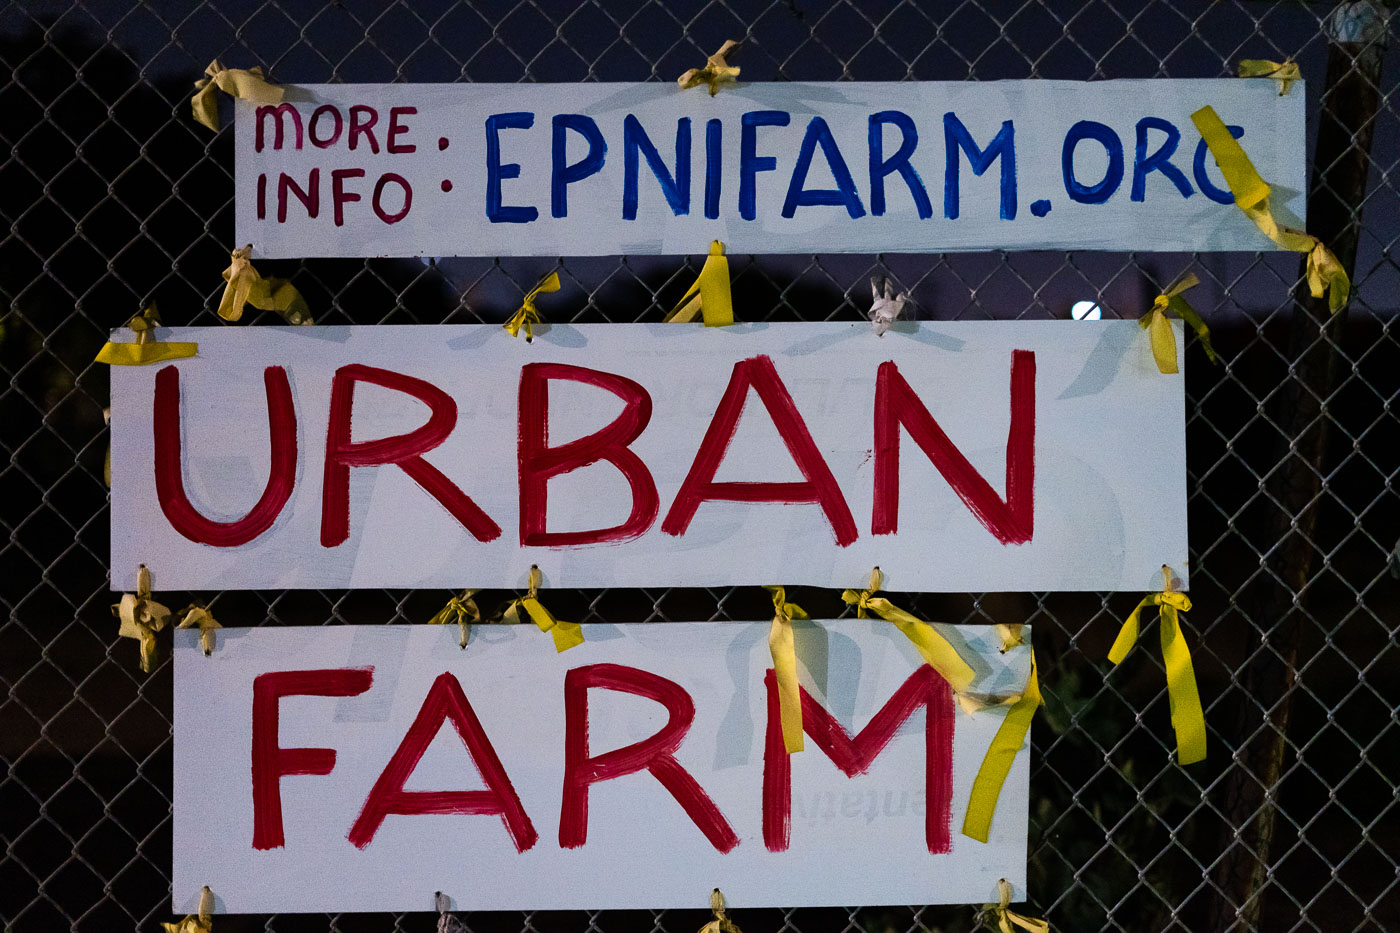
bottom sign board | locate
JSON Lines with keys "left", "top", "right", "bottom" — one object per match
{"left": 173, "top": 621, "right": 1031, "bottom": 914}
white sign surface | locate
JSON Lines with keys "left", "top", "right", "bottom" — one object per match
{"left": 172, "top": 621, "right": 1031, "bottom": 913}
{"left": 109, "top": 322, "right": 1187, "bottom": 592}
{"left": 235, "top": 80, "right": 1303, "bottom": 257}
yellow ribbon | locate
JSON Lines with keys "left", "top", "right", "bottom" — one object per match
{"left": 177, "top": 604, "right": 222, "bottom": 657}
{"left": 1137, "top": 272, "right": 1218, "bottom": 374}
{"left": 502, "top": 565, "right": 584, "bottom": 652}
{"left": 761, "top": 585, "right": 808, "bottom": 754}
{"left": 112, "top": 564, "right": 171, "bottom": 674}
{"left": 699, "top": 888, "right": 743, "bottom": 933}
{"left": 162, "top": 885, "right": 214, "bottom": 933}
{"left": 1192, "top": 105, "right": 1350, "bottom": 312}
{"left": 677, "top": 40, "right": 741, "bottom": 96}
{"left": 995, "top": 624, "right": 1024, "bottom": 651}
{"left": 841, "top": 568, "right": 975, "bottom": 693}
{"left": 191, "top": 59, "right": 283, "bottom": 131}
{"left": 978, "top": 879, "right": 1050, "bottom": 933}
{"left": 962, "top": 651, "right": 1041, "bottom": 843}
{"left": 429, "top": 590, "right": 480, "bottom": 649}
{"left": 1238, "top": 58, "right": 1302, "bottom": 96}
{"left": 103, "top": 408, "right": 111, "bottom": 488}
{"left": 218, "top": 246, "right": 312, "bottom": 325}
{"left": 504, "top": 272, "right": 561, "bottom": 342}
{"left": 1109, "top": 566, "right": 1206, "bottom": 765}
{"left": 664, "top": 241, "right": 735, "bottom": 326}
{"left": 94, "top": 304, "right": 198, "bottom": 366}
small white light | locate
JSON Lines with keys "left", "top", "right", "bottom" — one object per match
{"left": 1071, "top": 300, "right": 1102, "bottom": 321}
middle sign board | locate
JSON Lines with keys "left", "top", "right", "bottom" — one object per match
{"left": 109, "top": 321, "right": 1186, "bottom": 592}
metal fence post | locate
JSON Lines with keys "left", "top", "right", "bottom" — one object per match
{"left": 1208, "top": 3, "right": 1388, "bottom": 929}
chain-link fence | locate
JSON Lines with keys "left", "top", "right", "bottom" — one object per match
{"left": 1, "top": 0, "right": 1397, "bottom": 930}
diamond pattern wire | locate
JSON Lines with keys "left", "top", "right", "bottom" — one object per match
{"left": 1, "top": 1, "right": 1397, "bottom": 931}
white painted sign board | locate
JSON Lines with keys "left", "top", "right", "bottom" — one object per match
{"left": 172, "top": 621, "right": 1030, "bottom": 913}
{"left": 234, "top": 79, "right": 1304, "bottom": 257}
{"left": 109, "top": 322, "right": 1187, "bottom": 593}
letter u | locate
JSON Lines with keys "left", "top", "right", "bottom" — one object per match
{"left": 153, "top": 365, "right": 297, "bottom": 546}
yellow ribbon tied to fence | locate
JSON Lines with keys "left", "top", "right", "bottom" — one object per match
{"left": 429, "top": 589, "right": 480, "bottom": 649}
{"left": 1138, "top": 272, "right": 1218, "bottom": 374}
{"left": 177, "top": 604, "right": 222, "bottom": 657}
{"left": 763, "top": 585, "right": 808, "bottom": 754}
{"left": 978, "top": 879, "right": 1050, "bottom": 933}
{"left": 1239, "top": 58, "right": 1302, "bottom": 96}
{"left": 1109, "top": 565, "right": 1207, "bottom": 765}
{"left": 996, "top": 623, "right": 1025, "bottom": 651}
{"left": 841, "top": 568, "right": 975, "bottom": 693}
{"left": 664, "top": 241, "right": 735, "bottom": 326}
{"left": 94, "top": 304, "right": 198, "bottom": 366}
{"left": 677, "top": 40, "right": 741, "bottom": 96}
{"left": 504, "top": 272, "right": 561, "bottom": 341}
{"left": 1192, "top": 105, "right": 1349, "bottom": 312}
{"left": 191, "top": 59, "right": 283, "bottom": 131}
{"left": 502, "top": 565, "right": 583, "bottom": 652}
{"left": 218, "top": 246, "right": 312, "bottom": 324}
{"left": 162, "top": 885, "right": 214, "bottom": 933}
{"left": 962, "top": 650, "right": 1041, "bottom": 843}
{"left": 113, "top": 564, "right": 171, "bottom": 674}
{"left": 699, "top": 888, "right": 742, "bottom": 933}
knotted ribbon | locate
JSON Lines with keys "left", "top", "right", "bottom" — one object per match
{"left": 218, "top": 246, "right": 311, "bottom": 324}
{"left": 1109, "top": 565, "right": 1206, "bottom": 765}
{"left": 1138, "top": 272, "right": 1218, "bottom": 374}
{"left": 94, "top": 304, "right": 198, "bottom": 366}
{"left": 977, "top": 879, "right": 1050, "bottom": 933}
{"left": 504, "top": 272, "right": 561, "bottom": 341}
{"left": 867, "top": 277, "right": 908, "bottom": 336}
{"left": 177, "top": 604, "right": 222, "bottom": 657}
{"left": 698, "top": 888, "right": 742, "bottom": 933}
{"left": 841, "top": 568, "right": 974, "bottom": 693}
{"left": 191, "top": 60, "right": 283, "bottom": 131}
{"left": 162, "top": 886, "right": 213, "bottom": 933}
{"left": 763, "top": 585, "right": 808, "bottom": 754}
{"left": 962, "top": 650, "right": 1041, "bottom": 843}
{"left": 665, "top": 241, "right": 734, "bottom": 326}
{"left": 502, "top": 565, "right": 583, "bottom": 652}
{"left": 113, "top": 564, "right": 171, "bottom": 674}
{"left": 429, "top": 590, "right": 480, "bottom": 649}
{"left": 435, "top": 891, "right": 467, "bottom": 933}
{"left": 1239, "top": 58, "right": 1302, "bottom": 95}
{"left": 677, "top": 40, "right": 741, "bottom": 96}
{"left": 995, "top": 623, "right": 1024, "bottom": 651}
{"left": 1192, "top": 105, "right": 1350, "bottom": 312}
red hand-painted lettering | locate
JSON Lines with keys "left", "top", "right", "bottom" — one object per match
{"left": 518, "top": 363, "right": 658, "bottom": 546}
{"left": 154, "top": 365, "right": 297, "bottom": 547}
{"left": 662, "top": 354, "right": 856, "bottom": 546}
{"left": 560, "top": 663, "right": 738, "bottom": 852}
{"left": 321, "top": 363, "right": 501, "bottom": 547}
{"left": 251, "top": 667, "right": 374, "bottom": 850}
{"left": 761, "top": 665, "right": 955, "bottom": 853}
{"left": 348, "top": 672, "right": 538, "bottom": 851}
{"left": 872, "top": 350, "right": 1035, "bottom": 543}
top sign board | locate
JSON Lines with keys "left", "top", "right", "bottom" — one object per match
{"left": 235, "top": 79, "right": 1304, "bottom": 258}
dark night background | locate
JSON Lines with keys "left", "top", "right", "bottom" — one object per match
{"left": 0, "top": 1, "right": 1396, "bottom": 931}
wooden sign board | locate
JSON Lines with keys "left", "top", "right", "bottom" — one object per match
{"left": 108, "top": 322, "right": 1187, "bottom": 592}
{"left": 234, "top": 79, "right": 1304, "bottom": 257}
{"left": 172, "top": 621, "right": 1031, "bottom": 913}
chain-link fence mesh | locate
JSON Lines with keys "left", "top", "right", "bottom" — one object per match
{"left": 1, "top": 1, "right": 1397, "bottom": 930}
